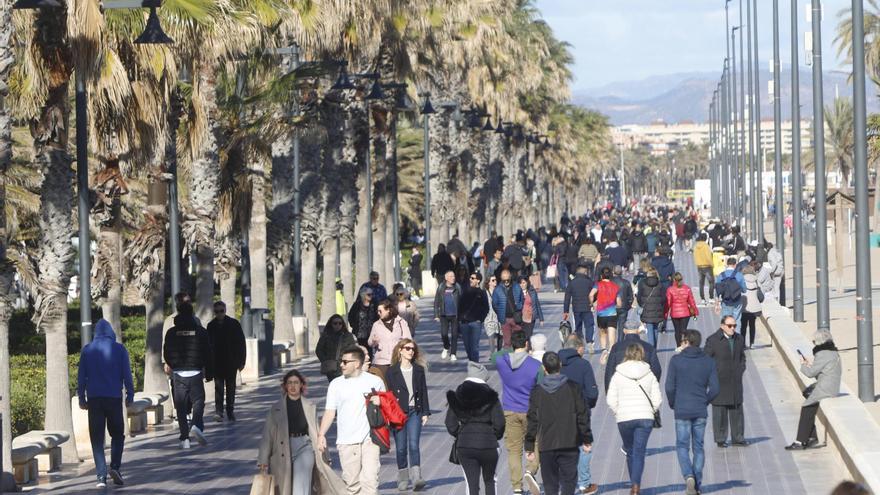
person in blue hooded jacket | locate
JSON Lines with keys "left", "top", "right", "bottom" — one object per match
{"left": 77, "top": 319, "right": 135, "bottom": 488}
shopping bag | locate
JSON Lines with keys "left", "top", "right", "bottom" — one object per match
{"left": 250, "top": 473, "right": 275, "bottom": 495}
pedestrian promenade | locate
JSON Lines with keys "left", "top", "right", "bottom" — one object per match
{"left": 30, "top": 249, "right": 847, "bottom": 494}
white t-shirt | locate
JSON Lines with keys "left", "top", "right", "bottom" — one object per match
{"left": 325, "top": 372, "right": 386, "bottom": 445}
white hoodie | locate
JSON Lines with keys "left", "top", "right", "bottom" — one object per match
{"left": 606, "top": 360, "right": 663, "bottom": 423}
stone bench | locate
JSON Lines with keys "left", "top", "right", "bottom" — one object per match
{"left": 273, "top": 340, "right": 294, "bottom": 367}
{"left": 134, "top": 391, "right": 169, "bottom": 426}
{"left": 126, "top": 398, "right": 151, "bottom": 435}
{"left": 12, "top": 430, "right": 70, "bottom": 483}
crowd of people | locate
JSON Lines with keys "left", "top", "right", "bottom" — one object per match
{"left": 72, "top": 201, "right": 851, "bottom": 495}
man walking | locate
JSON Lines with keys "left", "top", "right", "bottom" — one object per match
{"left": 492, "top": 269, "right": 524, "bottom": 348}
{"left": 525, "top": 352, "right": 592, "bottom": 495}
{"left": 494, "top": 331, "right": 542, "bottom": 495}
{"left": 164, "top": 301, "right": 214, "bottom": 448}
{"left": 559, "top": 335, "right": 600, "bottom": 495}
{"left": 318, "top": 346, "right": 386, "bottom": 494}
{"left": 458, "top": 272, "right": 490, "bottom": 363}
{"left": 604, "top": 321, "right": 661, "bottom": 392}
{"left": 611, "top": 265, "right": 634, "bottom": 342}
{"left": 359, "top": 271, "right": 388, "bottom": 303}
{"left": 563, "top": 262, "right": 595, "bottom": 350}
{"left": 434, "top": 270, "right": 462, "bottom": 361}
{"left": 77, "top": 319, "right": 134, "bottom": 488}
{"left": 206, "top": 300, "right": 246, "bottom": 422}
{"left": 705, "top": 315, "right": 749, "bottom": 448}
{"left": 666, "top": 330, "right": 719, "bottom": 495}
{"left": 714, "top": 257, "right": 746, "bottom": 333}
{"left": 693, "top": 234, "right": 715, "bottom": 305}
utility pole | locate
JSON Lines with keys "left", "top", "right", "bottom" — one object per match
{"left": 791, "top": 0, "right": 805, "bottom": 322}
{"left": 773, "top": 0, "right": 787, "bottom": 305}
{"left": 746, "top": 0, "right": 757, "bottom": 240}
{"left": 752, "top": 0, "right": 765, "bottom": 241}
{"left": 810, "top": 0, "right": 830, "bottom": 331}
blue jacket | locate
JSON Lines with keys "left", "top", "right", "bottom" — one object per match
{"left": 492, "top": 283, "right": 524, "bottom": 322}
{"left": 651, "top": 255, "right": 676, "bottom": 288}
{"left": 665, "top": 346, "right": 720, "bottom": 419}
{"left": 558, "top": 348, "right": 599, "bottom": 409}
{"left": 77, "top": 320, "right": 135, "bottom": 404}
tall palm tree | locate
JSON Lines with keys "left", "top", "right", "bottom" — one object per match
{"left": 824, "top": 97, "right": 854, "bottom": 191}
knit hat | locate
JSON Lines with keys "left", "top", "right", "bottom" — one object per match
{"left": 467, "top": 361, "right": 490, "bottom": 382}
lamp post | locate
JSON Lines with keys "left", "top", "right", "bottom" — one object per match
{"left": 384, "top": 82, "right": 411, "bottom": 283}
{"left": 773, "top": 0, "right": 786, "bottom": 305}
{"left": 738, "top": 0, "right": 749, "bottom": 234}
{"left": 732, "top": 25, "right": 742, "bottom": 227}
{"left": 167, "top": 68, "right": 187, "bottom": 298}
{"left": 745, "top": 0, "right": 756, "bottom": 239}
{"left": 752, "top": 0, "right": 765, "bottom": 241}
{"left": 420, "top": 94, "right": 435, "bottom": 264}
{"left": 810, "top": 0, "right": 830, "bottom": 331}
{"left": 790, "top": 0, "right": 805, "bottom": 322}
{"left": 850, "top": 0, "right": 875, "bottom": 402}
{"left": 723, "top": 62, "right": 732, "bottom": 222}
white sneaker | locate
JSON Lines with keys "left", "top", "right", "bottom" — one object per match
{"left": 523, "top": 471, "right": 541, "bottom": 495}
{"left": 191, "top": 425, "right": 208, "bottom": 446}
{"left": 449, "top": 354, "right": 457, "bottom": 362}
{"left": 441, "top": 349, "right": 449, "bottom": 360}
{"left": 700, "top": 299, "right": 708, "bottom": 306}
{"left": 179, "top": 439, "right": 191, "bottom": 449}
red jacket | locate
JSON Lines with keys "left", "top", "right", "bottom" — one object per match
{"left": 665, "top": 284, "right": 698, "bottom": 319}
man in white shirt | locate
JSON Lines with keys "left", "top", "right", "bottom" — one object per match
{"left": 318, "top": 346, "right": 385, "bottom": 494}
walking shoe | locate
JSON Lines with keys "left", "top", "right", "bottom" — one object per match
{"left": 214, "top": 413, "right": 224, "bottom": 422}
{"left": 716, "top": 441, "right": 728, "bottom": 448}
{"left": 599, "top": 350, "right": 610, "bottom": 365}
{"left": 731, "top": 440, "right": 750, "bottom": 447}
{"left": 784, "top": 441, "right": 806, "bottom": 450}
{"left": 179, "top": 439, "right": 191, "bottom": 449}
{"left": 579, "top": 484, "right": 599, "bottom": 494}
{"left": 227, "top": 411, "right": 236, "bottom": 422}
{"left": 523, "top": 471, "right": 540, "bottom": 494}
{"left": 191, "top": 425, "right": 208, "bottom": 446}
{"left": 411, "top": 466, "right": 426, "bottom": 491}
{"left": 441, "top": 349, "right": 449, "bottom": 360}
{"left": 588, "top": 342, "right": 595, "bottom": 355}
{"left": 109, "top": 469, "right": 124, "bottom": 486}
{"left": 96, "top": 476, "right": 107, "bottom": 488}
{"left": 700, "top": 299, "right": 707, "bottom": 306}
{"left": 513, "top": 491, "right": 524, "bottom": 495}
{"left": 449, "top": 354, "right": 457, "bottom": 362}
{"left": 685, "top": 476, "right": 698, "bottom": 495}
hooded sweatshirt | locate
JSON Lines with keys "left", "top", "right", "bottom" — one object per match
{"left": 77, "top": 320, "right": 135, "bottom": 404}
{"left": 559, "top": 348, "right": 599, "bottom": 408}
{"left": 525, "top": 373, "right": 591, "bottom": 451}
{"left": 495, "top": 350, "right": 542, "bottom": 413}
{"left": 606, "top": 360, "right": 662, "bottom": 423}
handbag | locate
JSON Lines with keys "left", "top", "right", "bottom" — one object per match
{"left": 546, "top": 263, "right": 557, "bottom": 279}
{"left": 449, "top": 436, "right": 460, "bottom": 464}
{"left": 802, "top": 383, "right": 816, "bottom": 399}
{"left": 634, "top": 380, "right": 662, "bottom": 428}
{"left": 249, "top": 473, "right": 275, "bottom": 495}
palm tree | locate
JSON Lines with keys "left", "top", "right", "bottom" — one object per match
{"left": 825, "top": 97, "right": 854, "bottom": 191}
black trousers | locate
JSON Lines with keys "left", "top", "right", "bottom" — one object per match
{"left": 520, "top": 321, "right": 535, "bottom": 340}
{"left": 172, "top": 373, "right": 206, "bottom": 441}
{"left": 214, "top": 375, "right": 237, "bottom": 415}
{"left": 796, "top": 403, "right": 820, "bottom": 444}
{"left": 539, "top": 448, "right": 579, "bottom": 495}
{"left": 697, "top": 267, "right": 714, "bottom": 300}
{"left": 440, "top": 316, "right": 460, "bottom": 354}
{"left": 741, "top": 312, "right": 758, "bottom": 346}
{"left": 672, "top": 317, "right": 690, "bottom": 346}
{"left": 457, "top": 447, "right": 499, "bottom": 495}
{"left": 87, "top": 397, "right": 125, "bottom": 475}
{"left": 712, "top": 404, "right": 745, "bottom": 443}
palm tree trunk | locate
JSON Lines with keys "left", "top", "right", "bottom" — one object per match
{"left": 249, "top": 157, "right": 269, "bottom": 309}
{"left": 302, "top": 243, "right": 319, "bottom": 352}
{"left": 96, "top": 228, "right": 123, "bottom": 339}
{"left": 339, "top": 242, "right": 354, "bottom": 306}
{"left": 273, "top": 258, "right": 293, "bottom": 341}
{"left": 215, "top": 233, "right": 238, "bottom": 316}
{"left": 319, "top": 237, "right": 338, "bottom": 323}
{"left": 270, "top": 133, "right": 295, "bottom": 341}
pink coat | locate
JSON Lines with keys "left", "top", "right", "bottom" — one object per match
{"left": 665, "top": 284, "right": 699, "bottom": 319}
{"left": 368, "top": 316, "right": 412, "bottom": 365}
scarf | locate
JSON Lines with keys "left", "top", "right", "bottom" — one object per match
{"left": 812, "top": 341, "right": 837, "bottom": 355}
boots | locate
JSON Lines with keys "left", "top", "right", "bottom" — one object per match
{"left": 630, "top": 483, "right": 640, "bottom": 494}
{"left": 397, "top": 468, "right": 410, "bottom": 492}
{"left": 411, "top": 466, "right": 426, "bottom": 491}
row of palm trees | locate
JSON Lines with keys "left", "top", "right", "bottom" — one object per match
{"left": 0, "top": 0, "right": 614, "bottom": 474}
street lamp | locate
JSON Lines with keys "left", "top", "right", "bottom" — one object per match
{"left": 383, "top": 81, "right": 412, "bottom": 284}
{"left": 790, "top": 0, "right": 805, "bottom": 322}
{"left": 772, "top": 0, "right": 786, "bottom": 305}
{"left": 420, "top": 94, "right": 436, "bottom": 265}
{"left": 809, "top": 0, "right": 830, "bottom": 332}
{"left": 752, "top": 0, "right": 765, "bottom": 241}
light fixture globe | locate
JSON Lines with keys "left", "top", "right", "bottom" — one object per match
{"left": 420, "top": 96, "right": 436, "bottom": 115}
{"left": 365, "top": 80, "right": 385, "bottom": 100}
{"left": 134, "top": 7, "right": 173, "bottom": 44}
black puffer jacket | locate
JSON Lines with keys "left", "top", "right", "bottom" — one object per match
{"left": 637, "top": 276, "right": 666, "bottom": 323}
{"left": 445, "top": 379, "right": 505, "bottom": 450}
{"left": 164, "top": 314, "right": 214, "bottom": 380}
{"left": 629, "top": 231, "right": 648, "bottom": 254}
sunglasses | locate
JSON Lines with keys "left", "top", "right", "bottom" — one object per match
{"left": 470, "top": 276, "right": 479, "bottom": 280}
{"left": 396, "top": 293, "right": 405, "bottom": 296}
{"left": 402, "top": 346, "right": 415, "bottom": 351}
{"left": 724, "top": 323, "right": 737, "bottom": 328}
{"left": 340, "top": 359, "right": 359, "bottom": 365}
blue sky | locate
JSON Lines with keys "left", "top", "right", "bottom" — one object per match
{"left": 534, "top": 0, "right": 855, "bottom": 91}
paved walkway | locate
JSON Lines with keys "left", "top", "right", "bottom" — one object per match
{"left": 28, "top": 248, "right": 848, "bottom": 494}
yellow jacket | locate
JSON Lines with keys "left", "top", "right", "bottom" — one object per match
{"left": 694, "top": 241, "right": 713, "bottom": 268}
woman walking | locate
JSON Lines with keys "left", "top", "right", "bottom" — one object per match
{"left": 665, "top": 272, "right": 698, "bottom": 346}
{"left": 785, "top": 330, "right": 841, "bottom": 450}
{"left": 386, "top": 339, "right": 430, "bottom": 491}
{"left": 636, "top": 267, "right": 666, "bottom": 347}
{"left": 518, "top": 276, "right": 544, "bottom": 340}
{"left": 741, "top": 265, "right": 762, "bottom": 349}
{"left": 394, "top": 288, "right": 420, "bottom": 337}
{"left": 257, "top": 370, "right": 345, "bottom": 494}
{"left": 348, "top": 288, "right": 378, "bottom": 358}
{"left": 607, "top": 344, "right": 662, "bottom": 495}
{"left": 483, "top": 275, "right": 502, "bottom": 352}
{"left": 368, "top": 300, "right": 412, "bottom": 376}
{"left": 315, "top": 315, "right": 356, "bottom": 382}
{"left": 445, "top": 362, "right": 505, "bottom": 495}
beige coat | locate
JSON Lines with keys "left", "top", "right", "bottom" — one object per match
{"left": 257, "top": 395, "right": 346, "bottom": 495}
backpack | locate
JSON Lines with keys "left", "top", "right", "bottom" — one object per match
{"left": 716, "top": 275, "right": 743, "bottom": 305}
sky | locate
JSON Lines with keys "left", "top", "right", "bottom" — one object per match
{"left": 534, "top": 0, "right": 855, "bottom": 92}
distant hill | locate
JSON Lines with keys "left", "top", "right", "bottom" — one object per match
{"left": 574, "top": 67, "right": 879, "bottom": 125}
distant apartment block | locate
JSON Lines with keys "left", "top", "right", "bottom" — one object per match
{"left": 612, "top": 119, "right": 814, "bottom": 158}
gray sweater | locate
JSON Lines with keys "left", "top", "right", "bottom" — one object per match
{"left": 802, "top": 347, "right": 841, "bottom": 407}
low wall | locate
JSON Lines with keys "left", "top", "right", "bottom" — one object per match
{"left": 761, "top": 298, "right": 880, "bottom": 492}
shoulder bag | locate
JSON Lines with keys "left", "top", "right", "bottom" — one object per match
{"left": 632, "top": 377, "right": 661, "bottom": 428}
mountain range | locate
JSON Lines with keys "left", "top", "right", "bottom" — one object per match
{"left": 574, "top": 67, "right": 880, "bottom": 125}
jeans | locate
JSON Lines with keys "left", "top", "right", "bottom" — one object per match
{"left": 393, "top": 409, "right": 423, "bottom": 469}
{"left": 501, "top": 318, "right": 522, "bottom": 348}
{"left": 214, "top": 375, "right": 236, "bottom": 416}
{"left": 577, "top": 448, "right": 593, "bottom": 488}
{"left": 720, "top": 303, "right": 743, "bottom": 334}
{"left": 460, "top": 321, "right": 483, "bottom": 362}
{"left": 558, "top": 263, "right": 570, "bottom": 290}
{"left": 573, "top": 311, "right": 595, "bottom": 343}
{"left": 539, "top": 448, "right": 579, "bottom": 495}
{"left": 697, "top": 267, "right": 714, "bottom": 300}
{"left": 675, "top": 417, "right": 707, "bottom": 489}
{"left": 289, "top": 435, "right": 315, "bottom": 495}
{"left": 458, "top": 447, "right": 499, "bottom": 495}
{"left": 172, "top": 372, "right": 206, "bottom": 441}
{"left": 87, "top": 397, "right": 125, "bottom": 478}
{"left": 618, "top": 419, "right": 654, "bottom": 486}
{"left": 643, "top": 322, "right": 659, "bottom": 347}
{"left": 440, "top": 316, "right": 460, "bottom": 354}
{"left": 617, "top": 309, "right": 630, "bottom": 342}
